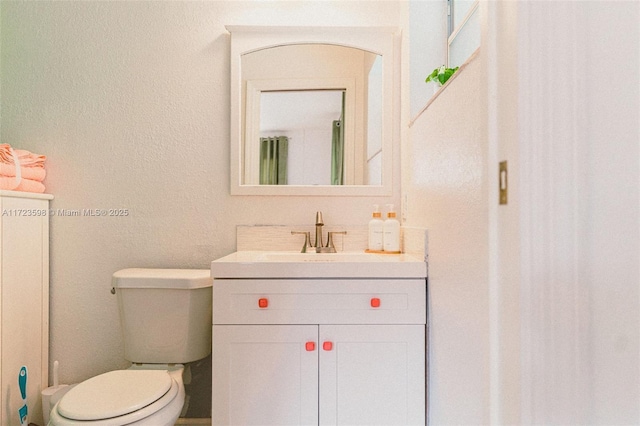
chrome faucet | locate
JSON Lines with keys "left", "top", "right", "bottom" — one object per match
{"left": 291, "top": 211, "right": 347, "bottom": 253}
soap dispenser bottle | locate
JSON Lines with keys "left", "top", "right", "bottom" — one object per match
{"left": 368, "top": 204, "right": 384, "bottom": 251}
{"left": 383, "top": 204, "right": 400, "bottom": 253}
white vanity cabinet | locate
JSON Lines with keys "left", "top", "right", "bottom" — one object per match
{"left": 211, "top": 253, "right": 427, "bottom": 426}
{"left": 0, "top": 191, "right": 52, "bottom": 426}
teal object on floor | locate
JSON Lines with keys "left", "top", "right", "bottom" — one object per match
{"left": 18, "top": 366, "right": 28, "bottom": 425}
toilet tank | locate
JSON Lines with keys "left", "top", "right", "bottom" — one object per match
{"left": 113, "top": 268, "right": 212, "bottom": 364}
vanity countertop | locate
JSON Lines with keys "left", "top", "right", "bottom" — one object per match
{"left": 211, "top": 250, "right": 427, "bottom": 279}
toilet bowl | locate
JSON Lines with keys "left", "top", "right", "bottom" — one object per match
{"left": 48, "top": 364, "right": 185, "bottom": 426}
{"left": 47, "top": 268, "right": 212, "bottom": 426}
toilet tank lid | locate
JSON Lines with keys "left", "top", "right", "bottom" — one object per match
{"left": 113, "top": 268, "right": 212, "bottom": 289}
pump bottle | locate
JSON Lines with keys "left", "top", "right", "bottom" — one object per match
{"left": 383, "top": 204, "right": 400, "bottom": 252}
{"left": 368, "top": 204, "right": 384, "bottom": 251}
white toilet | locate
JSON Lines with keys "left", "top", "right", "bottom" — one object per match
{"left": 48, "top": 268, "right": 212, "bottom": 426}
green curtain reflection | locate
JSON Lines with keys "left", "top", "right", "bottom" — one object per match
{"left": 331, "top": 92, "right": 346, "bottom": 185}
{"left": 259, "top": 136, "right": 288, "bottom": 185}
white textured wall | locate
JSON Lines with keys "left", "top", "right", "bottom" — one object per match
{"left": 406, "top": 53, "right": 490, "bottom": 424}
{"left": 0, "top": 0, "right": 406, "bottom": 395}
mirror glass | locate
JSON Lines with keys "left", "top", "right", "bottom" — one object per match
{"left": 241, "top": 44, "right": 382, "bottom": 187}
{"left": 228, "top": 26, "right": 397, "bottom": 196}
{"left": 259, "top": 89, "right": 345, "bottom": 185}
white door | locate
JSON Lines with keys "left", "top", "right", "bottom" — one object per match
{"left": 319, "top": 324, "right": 425, "bottom": 426}
{"left": 212, "top": 325, "right": 318, "bottom": 426}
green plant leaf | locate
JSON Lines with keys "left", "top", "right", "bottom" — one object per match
{"left": 425, "top": 65, "right": 459, "bottom": 86}
{"left": 425, "top": 68, "right": 439, "bottom": 83}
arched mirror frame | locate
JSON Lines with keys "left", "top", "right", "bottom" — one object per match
{"left": 227, "top": 25, "right": 400, "bottom": 196}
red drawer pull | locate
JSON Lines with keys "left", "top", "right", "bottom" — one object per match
{"left": 305, "top": 341, "right": 316, "bottom": 351}
{"left": 323, "top": 341, "right": 333, "bottom": 351}
{"left": 370, "top": 297, "right": 381, "bottom": 308}
{"left": 258, "top": 298, "right": 269, "bottom": 308}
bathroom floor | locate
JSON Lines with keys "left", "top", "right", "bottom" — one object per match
{"left": 176, "top": 419, "right": 211, "bottom": 426}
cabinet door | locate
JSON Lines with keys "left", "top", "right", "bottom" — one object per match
{"left": 1, "top": 196, "right": 48, "bottom": 426}
{"left": 319, "top": 325, "right": 425, "bottom": 426}
{"left": 212, "top": 325, "right": 318, "bottom": 426}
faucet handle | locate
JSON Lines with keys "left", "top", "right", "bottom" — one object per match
{"left": 291, "top": 231, "right": 312, "bottom": 253}
{"left": 326, "top": 231, "right": 347, "bottom": 252}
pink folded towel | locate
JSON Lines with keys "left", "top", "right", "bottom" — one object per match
{"left": 0, "top": 176, "right": 45, "bottom": 193}
{"left": 0, "top": 163, "right": 46, "bottom": 181}
{"left": 0, "top": 144, "right": 47, "bottom": 193}
{"left": 0, "top": 144, "right": 46, "bottom": 168}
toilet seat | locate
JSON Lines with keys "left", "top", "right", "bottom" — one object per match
{"left": 51, "top": 370, "right": 179, "bottom": 425}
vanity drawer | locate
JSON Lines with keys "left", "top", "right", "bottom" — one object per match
{"left": 213, "top": 279, "right": 426, "bottom": 325}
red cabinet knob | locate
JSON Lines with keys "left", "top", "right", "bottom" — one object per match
{"left": 370, "top": 297, "right": 381, "bottom": 308}
{"left": 305, "top": 341, "right": 316, "bottom": 351}
{"left": 323, "top": 341, "right": 333, "bottom": 351}
{"left": 258, "top": 298, "right": 269, "bottom": 308}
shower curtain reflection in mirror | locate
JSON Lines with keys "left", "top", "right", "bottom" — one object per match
{"left": 331, "top": 92, "right": 345, "bottom": 185}
{"left": 259, "top": 136, "right": 288, "bottom": 185}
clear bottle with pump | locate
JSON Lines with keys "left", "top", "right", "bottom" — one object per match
{"left": 368, "top": 204, "right": 384, "bottom": 251}
{"left": 383, "top": 204, "right": 400, "bottom": 252}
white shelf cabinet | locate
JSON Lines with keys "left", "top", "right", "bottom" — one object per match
{"left": 0, "top": 191, "right": 52, "bottom": 426}
{"left": 211, "top": 277, "right": 426, "bottom": 426}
